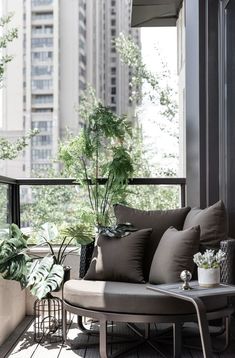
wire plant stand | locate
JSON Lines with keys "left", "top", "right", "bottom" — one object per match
{"left": 34, "top": 293, "right": 63, "bottom": 343}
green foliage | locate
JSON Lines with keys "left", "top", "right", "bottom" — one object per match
{"left": 0, "top": 13, "right": 18, "bottom": 85}
{"left": 26, "top": 256, "right": 64, "bottom": 300}
{"left": 35, "top": 222, "right": 93, "bottom": 265}
{"left": 0, "top": 129, "right": 39, "bottom": 160}
{"left": 0, "top": 224, "right": 31, "bottom": 287}
{"left": 59, "top": 99, "right": 134, "bottom": 229}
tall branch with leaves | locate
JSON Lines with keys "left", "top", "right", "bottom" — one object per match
{"left": 59, "top": 89, "right": 134, "bottom": 231}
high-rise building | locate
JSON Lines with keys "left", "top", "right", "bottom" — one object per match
{"left": 0, "top": 0, "right": 140, "bottom": 177}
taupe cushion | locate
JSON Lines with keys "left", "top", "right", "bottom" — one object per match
{"left": 84, "top": 229, "right": 152, "bottom": 283}
{"left": 183, "top": 200, "right": 228, "bottom": 249}
{"left": 114, "top": 204, "right": 190, "bottom": 278}
{"left": 149, "top": 226, "right": 200, "bottom": 284}
{"left": 64, "top": 279, "right": 227, "bottom": 315}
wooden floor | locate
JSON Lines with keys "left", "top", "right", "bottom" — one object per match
{"left": 1, "top": 315, "right": 235, "bottom": 358}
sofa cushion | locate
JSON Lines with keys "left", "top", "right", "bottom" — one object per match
{"left": 114, "top": 204, "right": 191, "bottom": 278}
{"left": 149, "top": 226, "right": 200, "bottom": 284}
{"left": 64, "top": 279, "right": 227, "bottom": 315}
{"left": 84, "top": 228, "right": 152, "bottom": 283}
{"left": 183, "top": 200, "right": 228, "bottom": 250}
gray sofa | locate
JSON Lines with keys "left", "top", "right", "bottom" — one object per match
{"left": 63, "top": 201, "right": 235, "bottom": 358}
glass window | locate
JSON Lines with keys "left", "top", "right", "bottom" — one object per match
{"left": 32, "top": 0, "right": 53, "bottom": 5}
{"left": 111, "top": 67, "right": 116, "bottom": 75}
{"left": 32, "top": 65, "right": 53, "bottom": 76}
{"left": 32, "top": 135, "right": 52, "bottom": 145}
{"left": 31, "top": 38, "right": 53, "bottom": 48}
{"left": 111, "top": 77, "right": 116, "bottom": 85}
{"left": 32, "top": 94, "right": 53, "bottom": 103}
{"left": 32, "top": 79, "right": 53, "bottom": 90}
{"left": 32, "top": 12, "right": 53, "bottom": 20}
{"left": 32, "top": 121, "right": 52, "bottom": 131}
{"left": 32, "top": 149, "right": 52, "bottom": 160}
{"left": 32, "top": 108, "right": 53, "bottom": 112}
{"left": 31, "top": 51, "right": 53, "bottom": 61}
{"left": 111, "top": 87, "right": 116, "bottom": 95}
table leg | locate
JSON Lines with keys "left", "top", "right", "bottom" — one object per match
{"left": 192, "top": 297, "right": 214, "bottom": 358}
{"left": 173, "top": 322, "right": 182, "bottom": 358}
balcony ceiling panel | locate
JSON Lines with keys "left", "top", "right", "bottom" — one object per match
{"left": 131, "top": 0, "right": 182, "bottom": 27}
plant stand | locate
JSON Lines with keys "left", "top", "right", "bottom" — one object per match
{"left": 34, "top": 293, "right": 63, "bottom": 343}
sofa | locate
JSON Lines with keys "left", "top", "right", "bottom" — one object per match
{"left": 63, "top": 201, "right": 235, "bottom": 358}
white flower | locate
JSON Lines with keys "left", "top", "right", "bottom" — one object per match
{"left": 193, "top": 249, "right": 226, "bottom": 269}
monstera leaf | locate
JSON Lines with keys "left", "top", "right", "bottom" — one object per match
{"left": 27, "top": 256, "right": 64, "bottom": 299}
{"left": 0, "top": 224, "right": 31, "bottom": 287}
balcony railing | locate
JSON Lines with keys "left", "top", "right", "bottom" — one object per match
{"left": 0, "top": 175, "right": 186, "bottom": 228}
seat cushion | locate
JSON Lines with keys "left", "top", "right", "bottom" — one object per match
{"left": 149, "top": 226, "right": 200, "bottom": 284}
{"left": 64, "top": 279, "right": 227, "bottom": 315}
{"left": 114, "top": 204, "right": 191, "bottom": 279}
{"left": 183, "top": 200, "right": 228, "bottom": 250}
{"left": 84, "top": 229, "right": 152, "bottom": 283}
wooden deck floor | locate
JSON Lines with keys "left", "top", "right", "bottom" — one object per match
{"left": 1, "top": 315, "right": 235, "bottom": 358}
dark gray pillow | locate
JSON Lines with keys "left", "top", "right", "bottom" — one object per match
{"left": 84, "top": 228, "right": 152, "bottom": 283}
{"left": 149, "top": 226, "right": 200, "bottom": 284}
{"left": 183, "top": 200, "right": 228, "bottom": 249}
{"left": 114, "top": 204, "right": 190, "bottom": 279}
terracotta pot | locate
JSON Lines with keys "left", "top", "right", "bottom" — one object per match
{"left": 198, "top": 267, "right": 220, "bottom": 287}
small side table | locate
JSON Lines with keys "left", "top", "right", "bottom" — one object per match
{"left": 147, "top": 281, "right": 235, "bottom": 358}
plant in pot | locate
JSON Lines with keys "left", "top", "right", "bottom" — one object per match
{"left": 59, "top": 97, "right": 136, "bottom": 238}
{"left": 0, "top": 222, "right": 93, "bottom": 299}
{"left": 193, "top": 249, "right": 226, "bottom": 288}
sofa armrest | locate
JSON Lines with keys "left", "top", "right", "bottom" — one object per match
{"left": 79, "top": 241, "right": 95, "bottom": 278}
{"left": 220, "top": 238, "right": 235, "bottom": 284}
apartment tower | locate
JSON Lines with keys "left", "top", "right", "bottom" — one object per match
{"left": 0, "top": 0, "right": 140, "bottom": 177}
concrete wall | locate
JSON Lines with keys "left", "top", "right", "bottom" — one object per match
{"left": 0, "top": 280, "right": 26, "bottom": 345}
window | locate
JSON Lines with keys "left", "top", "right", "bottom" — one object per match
{"left": 111, "top": 29, "right": 116, "bottom": 37}
{"left": 32, "top": 149, "right": 52, "bottom": 160}
{"left": 32, "top": 135, "right": 52, "bottom": 145}
{"left": 32, "top": 94, "right": 53, "bottom": 104}
{"left": 32, "top": 0, "right": 53, "bottom": 5}
{"left": 32, "top": 121, "right": 52, "bottom": 131}
{"left": 32, "top": 51, "right": 53, "bottom": 61}
{"left": 31, "top": 38, "right": 53, "bottom": 48}
{"left": 32, "top": 79, "right": 53, "bottom": 90}
{"left": 111, "top": 96, "right": 116, "bottom": 104}
{"left": 31, "top": 163, "right": 52, "bottom": 171}
{"left": 32, "top": 108, "right": 53, "bottom": 112}
{"left": 111, "top": 19, "right": 116, "bottom": 26}
{"left": 32, "top": 12, "right": 53, "bottom": 20}
{"left": 111, "top": 87, "right": 116, "bottom": 95}
{"left": 32, "top": 65, "right": 53, "bottom": 76}
{"left": 111, "top": 67, "right": 116, "bottom": 75}
{"left": 111, "top": 77, "right": 116, "bottom": 85}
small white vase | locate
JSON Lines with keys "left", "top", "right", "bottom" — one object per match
{"left": 198, "top": 267, "right": 220, "bottom": 288}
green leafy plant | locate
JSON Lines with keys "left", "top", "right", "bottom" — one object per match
{"left": 59, "top": 98, "right": 135, "bottom": 233}
{"left": 0, "top": 222, "right": 93, "bottom": 299}
{"left": 0, "top": 224, "right": 31, "bottom": 287}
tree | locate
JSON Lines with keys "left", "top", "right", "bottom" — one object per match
{"left": 0, "top": 13, "right": 38, "bottom": 161}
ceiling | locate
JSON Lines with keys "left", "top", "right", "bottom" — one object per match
{"left": 131, "top": 0, "right": 182, "bottom": 27}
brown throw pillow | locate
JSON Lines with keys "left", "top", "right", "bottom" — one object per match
{"left": 149, "top": 226, "right": 200, "bottom": 284}
{"left": 183, "top": 200, "right": 228, "bottom": 249}
{"left": 84, "top": 228, "right": 152, "bottom": 283}
{"left": 114, "top": 204, "right": 190, "bottom": 279}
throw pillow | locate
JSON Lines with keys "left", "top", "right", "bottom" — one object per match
{"left": 114, "top": 204, "right": 191, "bottom": 279}
{"left": 183, "top": 200, "right": 228, "bottom": 249}
{"left": 149, "top": 226, "right": 200, "bottom": 284}
{"left": 84, "top": 228, "right": 152, "bottom": 283}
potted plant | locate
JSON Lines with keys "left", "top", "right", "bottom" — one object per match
{"left": 59, "top": 99, "right": 135, "bottom": 237}
{"left": 193, "top": 249, "right": 226, "bottom": 287}
{"left": 0, "top": 222, "right": 93, "bottom": 299}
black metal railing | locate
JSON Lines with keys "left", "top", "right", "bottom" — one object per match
{"left": 0, "top": 175, "right": 186, "bottom": 227}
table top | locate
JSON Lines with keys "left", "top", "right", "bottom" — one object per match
{"left": 147, "top": 281, "right": 235, "bottom": 300}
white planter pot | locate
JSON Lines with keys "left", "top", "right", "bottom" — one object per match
{"left": 198, "top": 267, "right": 220, "bottom": 288}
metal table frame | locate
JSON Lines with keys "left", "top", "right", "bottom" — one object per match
{"left": 147, "top": 281, "right": 235, "bottom": 358}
